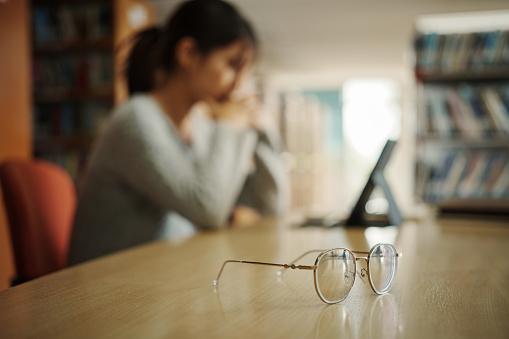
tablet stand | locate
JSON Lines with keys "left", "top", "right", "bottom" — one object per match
{"left": 338, "top": 170, "right": 403, "bottom": 227}
{"left": 335, "top": 139, "right": 403, "bottom": 227}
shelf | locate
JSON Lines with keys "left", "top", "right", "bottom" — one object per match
{"left": 417, "top": 137, "right": 509, "bottom": 149}
{"left": 34, "top": 88, "right": 114, "bottom": 103}
{"left": 34, "top": 135, "right": 96, "bottom": 152}
{"left": 29, "top": 0, "right": 148, "bottom": 183}
{"left": 416, "top": 69, "right": 509, "bottom": 83}
{"left": 33, "top": 37, "right": 113, "bottom": 53}
{"left": 439, "top": 199, "right": 509, "bottom": 216}
{"left": 414, "top": 15, "right": 509, "bottom": 216}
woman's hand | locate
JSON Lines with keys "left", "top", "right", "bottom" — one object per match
{"left": 229, "top": 205, "right": 262, "bottom": 228}
{"left": 205, "top": 95, "right": 261, "bottom": 130}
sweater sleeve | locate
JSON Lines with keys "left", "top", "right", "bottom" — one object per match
{"left": 235, "top": 128, "right": 290, "bottom": 215}
{"left": 95, "top": 99, "right": 258, "bottom": 230}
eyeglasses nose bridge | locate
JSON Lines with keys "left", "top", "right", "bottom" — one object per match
{"left": 353, "top": 257, "right": 369, "bottom": 284}
{"left": 355, "top": 256, "right": 369, "bottom": 263}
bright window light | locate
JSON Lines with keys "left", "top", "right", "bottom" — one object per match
{"left": 343, "top": 79, "right": 401, "bottom": 159}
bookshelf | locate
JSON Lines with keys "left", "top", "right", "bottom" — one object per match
{"left": 30, "top": 0, "right": 154, "bottom": 182}
{"left": 414, "top": 11, "right": 509, "bottom": 215}
{"left": 280, "top": 92, "right": 328, "bottom": 210}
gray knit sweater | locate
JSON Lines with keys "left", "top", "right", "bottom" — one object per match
{"left": 68, "top": 94, "right": 287, "bottom": 265}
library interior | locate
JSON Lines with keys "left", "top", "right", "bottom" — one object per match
{"left": 0, "top": 0, "right": 508, "bottom": 338}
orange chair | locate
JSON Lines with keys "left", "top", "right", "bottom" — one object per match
{"left": 0, "top": 159, "right": 76, "bottom": 285}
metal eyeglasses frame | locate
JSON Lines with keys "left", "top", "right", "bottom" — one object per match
{"left": 213, "top": 243, "right": 402, "bottom": 304}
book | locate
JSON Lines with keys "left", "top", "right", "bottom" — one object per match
{"left": 499, "top": 31, "right": 509, "bottom": 66}
{"left": 453, "top": 33, "right": 472, "bottom": 72}
{"left": 425, "top": 87, "right": 454, "bottom": 137}
{"left": 425, "top": 152, "right": 455, "bottom": 201}
{"left": 56, "top": 5, "right": 77, "bottom": 42}
{"left": 441, "top": 151, "right": 468, "bottom": 199}
{"left": 479, "top": 153, "right": 507, "bottom": 197}
{"left": 498, "top": 84, "right": 509, "bottom": 119}
{"left": 33, "top": 6, "right": 53, "bottom": 45}
{"left": 471, "top": 154, "right": 496, "bottom": 197}
{"left": 457, "top": 84, "right": 494, "bottom": 138}
{"left": 480, "top": 86, "right": 509, "bottom": 137}
{"left": 469, "top": 32, "right": 488, "bottom": 70}
{"left": 456, "top": 153, "right": 485, "bottom": 198}
{"left": 483, "top": 30, "right": 503, "bottom": 67}
{"left": 423, "top": 33, "right": 440, "bottom": 71}
{"left": 439, "top": 34, "right": 456, "bottom": 72}
{"left": 445, "top": 87, "right": 481, "bottom": 138}
{"left": 491, "top": 159, "right": 509, "bottom": 198}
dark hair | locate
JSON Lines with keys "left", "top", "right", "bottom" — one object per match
{"left": 126, "top": 0, "right": 257, "bottom": 95}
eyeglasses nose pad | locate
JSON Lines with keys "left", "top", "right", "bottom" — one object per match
{"left": 344, "top": 270, "right": 355, "bottom": 286}
{"left": 357, "top": 268, "right": 367, "bottom": 284}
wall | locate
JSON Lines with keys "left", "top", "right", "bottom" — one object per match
{"left": 0, "top": 0, "right": 32, "bottom": 291}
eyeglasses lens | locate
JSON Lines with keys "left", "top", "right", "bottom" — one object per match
{"left": 316, "top": 249, "right": 356, "bottom": 303}
{"left": 368, "top": 244, "right": 397, "bottom": 294}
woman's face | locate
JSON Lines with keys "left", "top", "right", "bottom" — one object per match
{"left": 189, "top": 39, "right": 255, "bottom": 102}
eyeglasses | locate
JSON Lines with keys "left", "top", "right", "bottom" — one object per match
{"left": 213, "top": 243, "right": 401, "bottom": 304}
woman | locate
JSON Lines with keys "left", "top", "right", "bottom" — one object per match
{"left": 68, "top": 0, "right": 288, "bottom": 265}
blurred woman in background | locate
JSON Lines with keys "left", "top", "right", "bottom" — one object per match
{"left": 68, "top": 0, "right": 288, "bottom": 265}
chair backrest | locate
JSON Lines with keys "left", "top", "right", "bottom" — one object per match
{"left": 0, "top": 159, "right": 76, "bottom": 285}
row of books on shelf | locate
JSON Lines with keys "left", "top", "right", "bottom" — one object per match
{"left": 415, "top": 30, "right": 509, "bottom": 73}
{"left": 419, "top": 83, "right": 509, "bottom": 139}
{"left": 37, "top": 151, "right": 87, "bottom": 181}
{"left": 421, "top": 150, "right": 509, "bottom": 202}
{"left": 33, "top": 53, "right": 113, "bottom": 94}
{"left": 34, "top": 102, "right": 110, "bottom": 139}
{"left": 281, "top": 92, "right": 328, "bottom": 155}
{"left": 33, "top": 3, "right": 112, "bottom": 46}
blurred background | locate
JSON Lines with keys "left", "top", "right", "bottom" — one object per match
{"left": 1, "top": 0, "right": 509, "bottom": 290}
{"left": 147, "top": 0, "right": 509, "bottom": 219}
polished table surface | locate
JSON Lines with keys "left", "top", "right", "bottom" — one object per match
{"left": 1, "top": 215, "right": 509, "bottom": 338}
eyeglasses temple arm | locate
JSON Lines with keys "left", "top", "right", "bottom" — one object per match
{"left": 213, "top": 260, "right": 316, "bottom": 286}
{"left": 276, "top": 249, "right": 326, "bottom": 277}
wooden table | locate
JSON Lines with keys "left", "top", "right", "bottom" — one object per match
{"left": 1, "top": 216, "right": 508, "bottom": 338}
